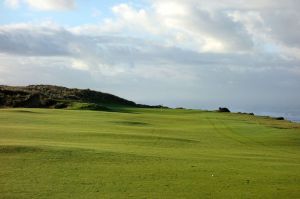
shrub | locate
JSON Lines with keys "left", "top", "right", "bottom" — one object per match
{"left": 218, "top": 107, "right": 230, "bottom": 113}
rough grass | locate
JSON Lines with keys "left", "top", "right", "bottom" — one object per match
{"left": 0, "top": 108, "right": 299, "bottom": 198}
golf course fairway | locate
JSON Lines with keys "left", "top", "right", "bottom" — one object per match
{"left": 0, "top": 108, "right": 299, "bottom": 198}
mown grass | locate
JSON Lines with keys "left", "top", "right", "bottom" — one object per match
{"left": 0, "top": 108, "right": 299, "bottom": 198}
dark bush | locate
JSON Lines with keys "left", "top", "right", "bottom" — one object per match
{"left": 275, "top": 117, "right": 285, "bottom": 120}
{"left": 218, "top": 107, "right": 230, "bottom": 113}
{"left": 54, "top": 103, "right": 68, "bottom": 109}
{"left": 42, "top": 99, "right": 57, "bottom": 107}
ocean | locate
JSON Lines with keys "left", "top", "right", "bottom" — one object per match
{"left": 248, "top": 110, "right": 300, "bottom": 123}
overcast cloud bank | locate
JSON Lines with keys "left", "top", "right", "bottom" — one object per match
{"left": 0, "top": 0, "right": 299, "bottom": 115}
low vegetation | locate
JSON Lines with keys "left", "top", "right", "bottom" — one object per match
{"left": 0, "top": 107, "right": 299, "bottom": 198}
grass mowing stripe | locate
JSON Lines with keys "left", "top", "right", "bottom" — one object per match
{"left": 0, "top": 108, "right": 299, "bottom": 198}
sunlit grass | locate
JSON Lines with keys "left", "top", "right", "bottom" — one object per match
{"left": 0, "top": 108, "right": 299, "bottom": 198}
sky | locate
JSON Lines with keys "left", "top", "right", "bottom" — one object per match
{"left": 0, "top": 0, "right": 300, "bottom": 114}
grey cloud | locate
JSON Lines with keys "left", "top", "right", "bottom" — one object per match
{"left": 0, "top": 55, "right": 96, "bottom": 88}
{"left": 1, "top": 1, "right": 300, "bottom": 114}
{"left": 175, "top": 6, "right": 254, "bottom": 51}
{"left": 151, "top": 0, "right": 300, "bottom": 55}
{"left": 0, "top": 26, "right": 73, "bottom": 56}
{"left": 0, "top": 24, "right": 298, "bottom": 71}
{"left": 261, "top": 10, "right": 300, "bottom": 47}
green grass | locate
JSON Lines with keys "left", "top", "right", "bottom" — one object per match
{"left": 0, "top": 108, "right": 299, "bottom": 198}
{"left": 67, "top": 102, "right": 112, "bottom": 111}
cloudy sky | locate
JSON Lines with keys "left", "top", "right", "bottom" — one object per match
{"left": 0, "top": 0, "right": 300, "bottom": 113}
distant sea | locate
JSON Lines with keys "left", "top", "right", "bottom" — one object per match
{"left": 248, "top": 110, "right": 300, "bottom": 123}
{"left": 226, "top": 107, "right": 300, "bottom": 123}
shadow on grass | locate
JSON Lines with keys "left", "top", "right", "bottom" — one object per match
{"left": 0, "top": 109, "right": 44, "bottom": 114}
{"left": 69, "top": 102, "right": 141, "bottom": 114}
{"left": 111, "top": 121, "right": 150, "bottom": 126}
{"left": 12, "top": 110, "right": 42, "bottom": 114}
{"left": 0, "top": 145, "right": 44, "bottom": 153}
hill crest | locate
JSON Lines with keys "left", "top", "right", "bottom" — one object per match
{"left": 0, "top": 85, "right": 147, "bottom": 110}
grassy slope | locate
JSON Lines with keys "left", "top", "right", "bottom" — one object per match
{"left": 0, "top": 108, "right": 299, "bottom": 198}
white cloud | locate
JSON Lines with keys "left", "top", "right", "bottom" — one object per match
{"left": 26, "top": 0, "right": 75, "bottom": 10}
{"left": 25, "top": 0, "right": 75, "bottom": 11}
{"left": 4, "top": 0, "right": 21, "bottom": 9}
{"left": 3, "top": 0, "right": 75, "bottom": 11}
{"left": 71, "top": 59, "right": 89, "bottom": 71}
{"left": 154, "top": 1, "right": 187, "bottom": 16}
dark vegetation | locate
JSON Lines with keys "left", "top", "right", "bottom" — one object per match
{"left": 218, "top": 107, "right": 231, "bottom": 112}
{"left": 0, "top": 85, "right": 156, "bottom": 110}
{"left": 238, "top": 112, "right": 255, "bottom": 115}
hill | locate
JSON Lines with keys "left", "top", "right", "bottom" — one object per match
{"left": 0, "top": 85, "right": 154, "bottom": 111}
{"left": 0, "top": 108, "right": 299, "bottom": 198}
